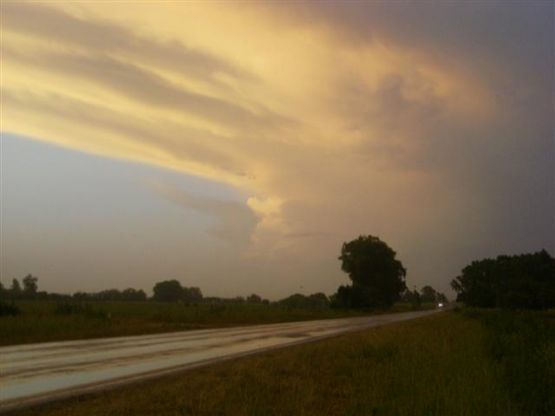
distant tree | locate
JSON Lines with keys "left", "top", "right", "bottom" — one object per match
{"left": 72, "top": 291, "right": 92, "bottom": 301}
{"left": 99, "top": 289, "right": 120, "bottom": 301}
{"left": 451, "top": 250, "right": 555, "bottom": 309}
{"left": 152, "top": 280, "right": 184, "bottom": 302}
{"left": 436, "top": 293, "right": 448, "bottom": 303}
{"left": 182, "top": 287, "right": 203, "bottom": 303}
{"left": 72, "top": 288, "right": 147, "bottom": 302}
{"left": 412, "top": 289, "right": 422, "bottom": 308}
{"left": 279, "top": 293, "right": 330, "bottom": 309}
{"left": 246, "top": 294, "right": 262, "bottom": 303}
{"left": 22, "top": 274, "right": 38, "bottom": 296}
{"left": 10, "top": 279, "right": 22, "bottom": 297}
{"left": 400, "top": 289, "right": 411, "bottom": 303}
{"left": 420, "top": 285, "right": 437, "bottom": 303}
{"left": 334, "top": 235, "right": 406, "bottom": 308}
{"left": 398, "top": 288, "right": 421, "bottom": 309}
{"left": 308, "top": 292, "right": 330, "bottom": 308}
{"left": 451, "top": 258, "right": 497, "bottom": 307}
{"left": 121, "top": 288, "right": 147, "bottom": 301}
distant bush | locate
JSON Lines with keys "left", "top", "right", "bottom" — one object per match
{"left": 54, "top": 302, "right": 110, "bottom": 320}
{"left": 73, "top": 288, "right": 147, "bottom": 302}
{"left": 0, "top": 300, "right": 21, "bottom": 317}
{"left": 279, "top": 293, "right": 330, "bottom": 309}
{"left": 54, "top": 302, "right": 85, "bottom": 315}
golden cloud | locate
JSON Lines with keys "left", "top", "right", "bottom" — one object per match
{"left": 2, "top": 1, "right": 498, "bottom": 254}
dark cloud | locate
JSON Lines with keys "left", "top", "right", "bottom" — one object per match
{"left": 271, "top": 1, "right": 553, "bottom": 77}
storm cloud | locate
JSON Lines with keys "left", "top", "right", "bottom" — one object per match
{"left": 2, "top": 1, "right": 553, "bottom": 296}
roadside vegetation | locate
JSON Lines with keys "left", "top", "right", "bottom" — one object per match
{"left": 464, "top": 308, "right": 555, "bottom": 415}
{"left": 0, "top": 300, "right": 433, "bottom": 346}
{"left": 11, "top": 309, "right": 554, "bottom": 416}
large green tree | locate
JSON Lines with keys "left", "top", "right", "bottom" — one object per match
{"left": 152, "top": 280, "right": 184, "bottom": 302}
{"left": 336, "top": 235, "right": 406, "bottom": 308}
{"left": 152, "top": 280, "right": 203, "bottom": 303}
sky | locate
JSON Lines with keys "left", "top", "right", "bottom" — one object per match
{"left": 1, "top": 0, "right": 553, "bottom": 299}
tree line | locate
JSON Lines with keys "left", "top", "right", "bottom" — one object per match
{"left": 451, "top": 250, "right": 555, "bottom": 309}
{"left": 0, "top": 276, "right": 329, "bottom": 308}
{"left": 1, "top": 235, "right": 451, "bottom": 311}
{"left": 322, "top": 233, "right": 555, "bottom": 312}
{"left": 326, "top": 235, "right": 554, "bottom": 311}
{"left": 3, "top": 235, "right": 550, "bottom": 312}
{"left": 399, "top": 285, "right": 448, "bottom": 307}
{"left": 0, "top": 276, "right": 148, "bottom": 302}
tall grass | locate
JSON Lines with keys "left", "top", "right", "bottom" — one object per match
{"left": 463, "top": 309, "right": 555, "bottom": 415}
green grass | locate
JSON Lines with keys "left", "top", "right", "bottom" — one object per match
{"left": 465, "top": 309, "right": 555, "bottom": 415}
{"left": 11, "top": 310, "right": 546, "bottom": 416}
{"left": 0, "top": 300, "right": 431, "bottom": 346}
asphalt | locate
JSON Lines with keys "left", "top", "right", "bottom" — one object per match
{"left": 0, "top": 308, "right": 441, "bottom": 412}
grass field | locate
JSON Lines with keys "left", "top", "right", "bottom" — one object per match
{"left": 9, "top": 309, "right": 554, "bottom": 416}
{"left": 0, "top": 300, "right": 430, "bottom": 346}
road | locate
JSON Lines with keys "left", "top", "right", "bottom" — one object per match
{"left": 0, "top": 308, "right": 441, "bottom": 412}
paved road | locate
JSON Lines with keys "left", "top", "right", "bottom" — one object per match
{"left": 0, "top": 309, "right": 441, "bottom": 412}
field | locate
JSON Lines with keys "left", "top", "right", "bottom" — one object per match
{"left": 8, "top": 309, "right": 554, "bottom": 416}
{"left": 0, "top": 300, "right": 430, "bottom": 346}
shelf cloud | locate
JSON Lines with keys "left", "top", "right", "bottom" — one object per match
{"left": 2, "top": 1, "right": 553, "bottom": 296}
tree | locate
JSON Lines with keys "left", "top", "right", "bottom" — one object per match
{"left": 11, "top": 279, "right": 22, "bottom": 297}
{"left": 121, "top": 288, "right": 147, "bottom": 301}
{"left": 450, "top": 258, "right": 497, "bottom": 307}
{"left": 451, "top": 250, "right": 555, "bottom": 309}
{"left": 246, "top": 294, "right": 262, "bottom": 303}
{"left": 399, "top": 288, "right": 422, "bottom": 309}
{"left": 182, "top": 287, "right": 203, "bottom": 303}
{"left": 152, "top": 281, "right": 203, "bottom": 303}
{"left": 420, "top": 285, "right": 437, "bottom": 303}
{"left": 22, "top": 275, "right": 38, "bottom": 296}
{"left": 335, "top": 235, "right": 406, "bottom": 308}
{"left": 308, "top": 292, "right": 330, "bottom": 308}
{"left": 436, "top": 293, "right": 448, "bottom": 304}
{"left": 279, "top": 293, "right": 330, "bottom": 309}
{"left": 412, "top": 289, "right": 422, "bottom": 308}
{"left": 152, "top": 280, "right": 184, "bottom": 302}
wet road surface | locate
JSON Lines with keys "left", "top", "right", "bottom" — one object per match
{"left": 0, "top": 309, "right": 440, "bottom": 412}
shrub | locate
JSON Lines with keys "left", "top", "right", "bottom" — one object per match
{"left": 0, "top": 300, "right": 21, "bottom": 317}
